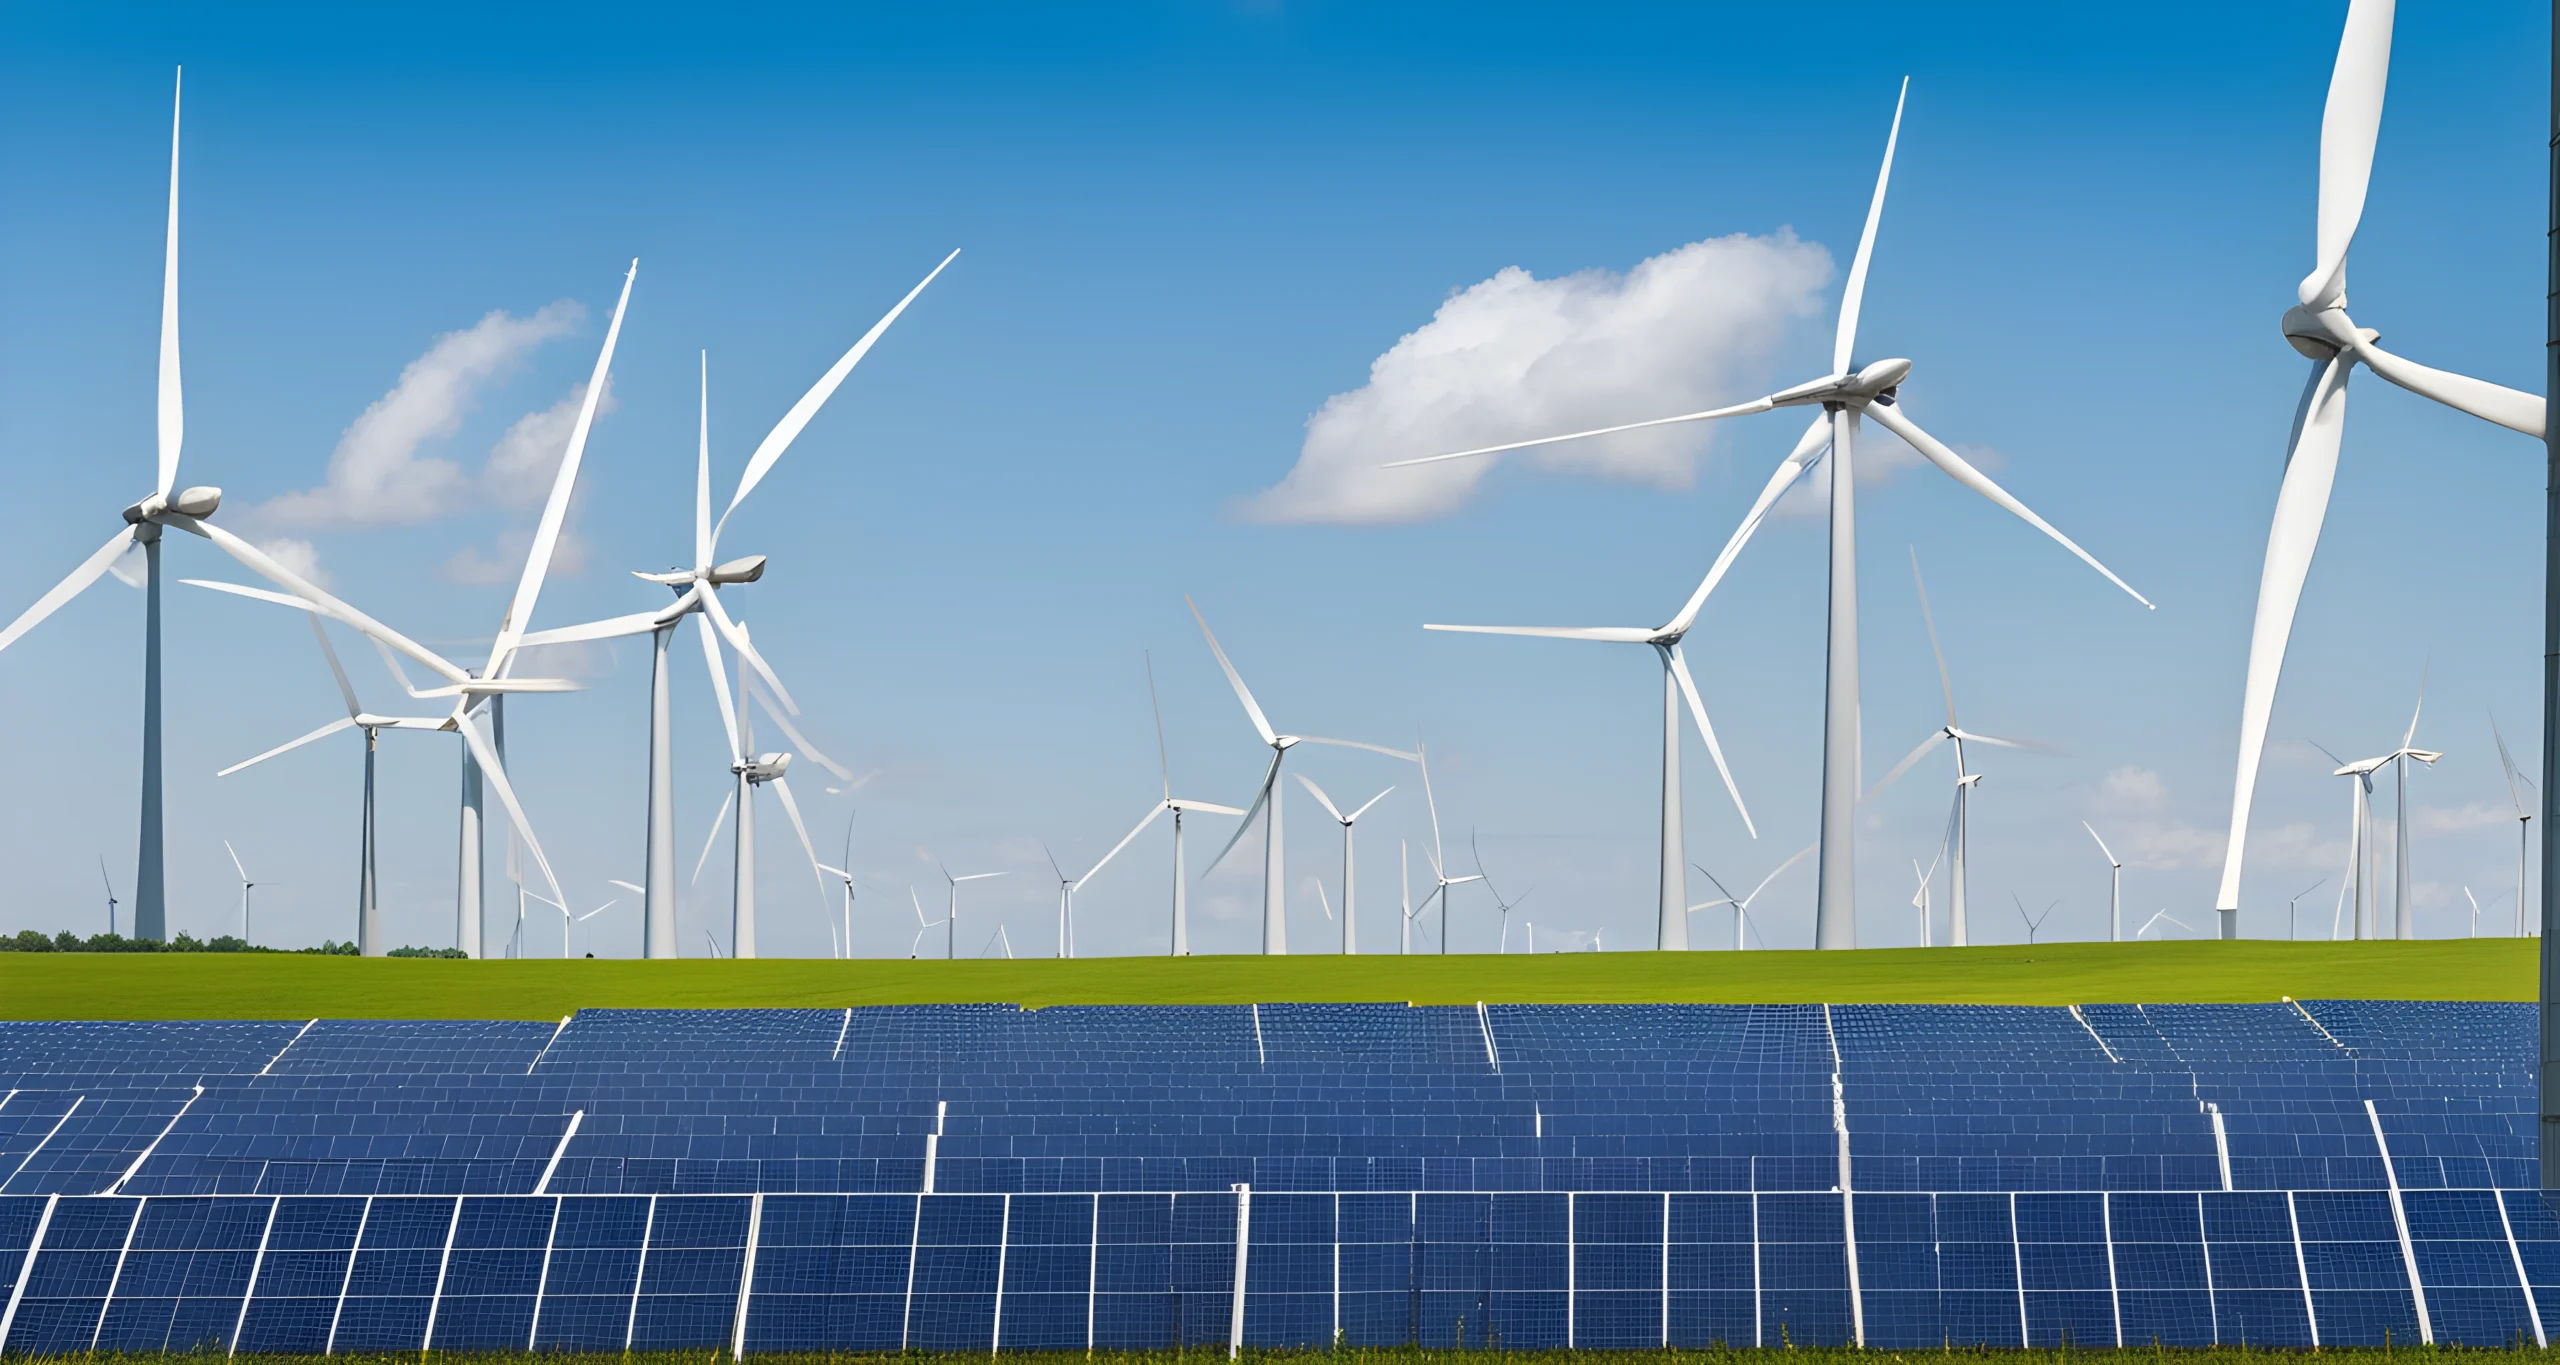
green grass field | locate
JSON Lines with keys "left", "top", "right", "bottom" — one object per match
{"left": 0, "top": 938, "right": 2532, "bottom": 1020}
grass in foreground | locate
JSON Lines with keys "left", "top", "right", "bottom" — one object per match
{"left": 0, "top": 937, "right": 2531, "bottom": 1021}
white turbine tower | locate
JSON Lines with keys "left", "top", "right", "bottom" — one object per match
{"left": 1390, "top": 80, "right": 2147, "bottom": 949}
{"left": 2082, "top": 822, "right": 2123, "bottom": 943}
{"left": 1409, "top": 744, "right": 1482, "bottom": 953}
{"left": 1692, "top": 844, "right": 1816, "bottom": 951}
{"left": 1472, "top": 832, "right": 1533, "bottom": 954}
{"left": 932, "top": 862, "right": 1004, "bottom": 961}
{"left": 512, "top": 254, "right": 955, "bottom": 957}
{"left": 1189, "top": 597, "right": 1413, "bottom": 953}
{"left": 2380, "top": 687, "right": 2440, "bottom": 940}
{"left": 223, "top": 840, "right": 253, "bottom": 942}
{"left": 2495, "top": 715, "right": 2537, "bottom": 936}
{"left": 1420, "top": 542, "right": 1757, "bottom": 951}
{"left": 2217, "top": 0, "right": 2545, "bottom": 933}
{"left": 1863, "top": 551, "right": 2041, "bottom": 946}
{"left": 1298, "top": 776, "right": 1391, "bottom": 954}
{"left": 192, "top": 259, "right": 637, "bottom": 954}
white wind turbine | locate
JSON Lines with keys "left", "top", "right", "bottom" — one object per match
{"left": 1693, "top": 843, "right": 1815, "bottom": 951}
{"left": 222, "top": 840, "right": 253, "bottom": 942}
{"left": 1189, "top": 598, "right": 1414, "bottom": 953}
{"left": 931, "top": 861, "right": 1004, "bottom": 961}
{"left": 2495, "top": 715, "right": 2536, "bottom": 936}
{"left": 2136, "top": 910, "right": 2191, "bottom": 939}
{"left": 1862, "top": 550, "right": 2041, "bottom": 946}
{"left": 1421, "top": 541, "right": 1757, "bottom": 951}
{"left": 2081, "top": 822, "right": 2123, "bottom": 943}
{"left": 1389, "top": 80, "right": 2148, "bottom": 950}
{"left": 186, "top": 262, "right": 635, "bottom": 954}
{"left": 2286, "top": 878, "right": 2326, "bottom": 941}
{"left": 1407, "top": 744, "right": 1482, "bottom": 953}
{"left": 905, "top": 887, "right": 947, "bottom": 959}
{"left": 2379, "top": 686, "right": 2440, "bottom": 940}
{"left": 686, "top": 636, "right": 831, "bottom": 958}
{"left": 98, "top": 859, "right": 118, "bottom": 937}
{"left": 0, "top": 71, "right": 465, "bottom": 942}
{"left": 2316, "top": 741, "right": 2392, "bottom": 940}
{"left": 2216, "top": 0, "right": 2545, "bottom": 933}
{"left": 1298, "top": 776, "right": 1392, "bottom": 954}
{"left": 208, "top": 614, "right": 446, "bottom": 953}
{"left": 1472, "top": 832, "right": 1533, "bottom": 954}
{"left": 511, "top": 253, "right": 954, "bottom": 957}
{"left": 1071, "top": 660, "right": 1245, "bottom": 958}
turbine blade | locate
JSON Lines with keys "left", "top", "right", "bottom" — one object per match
{"left": 2403, "top": 664, "right": 2426, "bottom": 749}
{"left": 2082, "top": 820, "right": 2118, "bottom": 867}
{"left": 769, "top": 775, "right": 832, "bottom": 913}
{"left": 700, "top": 586, "right": 797, "bottom": 715}
{"left": 157, "top": 69, "right": 183, "bottom": 497}
{"left": 1664, "top": 413, "right": 1833, "bottom": 636}
{"left": 608, "top": 879, "right": 645, "bottom": 895}
{"left": 180, "top": 578, "right": 311, "bottom": 613}
{"left": 696, "top": 613, "right": 743, "bottom": 760}
{"left": 1745, "top": 842, "right": 1819, "bottom": 907}
{"left": 1422, "top": 624, "right": 1656, "bottom": 642}
{"left": 1667, "top": 644, "right": 1755, "bottom": 838}
{"left": 1865, "top": 732, "right": 1948, "bottom": 803}
{"left": 307, "top": 614, "right": 362, "bottom": 719}
{"left": 455, "top": 708, "right": 564, "bottom": 912}
{"left": 1835, "top": 76, "right": 1908, "bottom": 373}
{"left": 1145, "top": 649, "right": 1172, "bottom": 800}
{"left": 715, "top": 249, "right": 960, "bottom": 549}
{"left": 746, "top": 674, "right": 850, "bottom": 780}
{"left": 1169, "top": 799, "right": 1248, "bottom": 816}
{"left": 1084, "top": 802, "right": 1167, "bottom": 885}
{"left": 1185, "top": 596, "right": 1277, "bottom": 745}
{"left": 1909, "top": 546, "right": 1957, "bottom": 728}
{"left": 490, "top": 259, "right": 636, "bottom": 674}
{"left": 2352, "top": 337, "right": 2544, "bottom": 438}
{"left": 1382, "top": 397, "right": 1779, "bottom": 469}
{"left": 176, "top": 517, "right": 470, "bottom": 683}
{"left": 223, "top": 839, "right": 245, "bottom": 881}
{"left": 217, "top": 716, "right": 356, "bottom": 777}
{"left": 693, "top": 790, "right": 735, "bottom": 885}
{"left": 1863, "top": 403, "right": 2152, "bottom": 609}
{"left": 1296, "top": 772, "right": 1347, "bottom": 823}
{"left": 1418, "top": 741, "right": 1445, "bottom": 862}
{"left": 0, "top": 527, "right": 140, "bottom": 655}
{"left": 515, "top": 609, "right": 671, "bottom": 649}
{"left": 1347, "top": 786, "right": 1395, "bottom": 823}
{"left": 2299, "top": 0, "right": 2394, "bottom": 309}
{"left": 2494, "top": 712, "right": 2536, "bottom": 814}
{"left": 2216, "top": 356, "right": 2352, "bottom": 911}
{"left": 1313, "top": 880, "right": 1333, "bottom": 921}
{"left": 1294, "top": 736, "right": 1421, "bottom": 762}
{"left": 1204, "top": 753, "right": 1283, "bottom": 877}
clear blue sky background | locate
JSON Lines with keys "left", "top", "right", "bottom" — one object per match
{"left": 0, "top": 1, "right": 2545, "bottom": 958}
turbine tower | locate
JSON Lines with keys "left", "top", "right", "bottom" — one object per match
{"left": 2381, "top": 686, "right": 2440, "bottom": 940}
{"left": 2082, "top": 822, "right": 2123, "bottom": 943}
{"left": 2216, "top": 0, "right": 2544, "bottom": 934}
{"left": 1189, "top": 597, "right": 1413, "bottom": 953}
{"left": 1299, "top": 776, "right": 1392, "bottom": 954}
{"left": 2494, "top": 716, "right": 2535, "bottom": 937}
{"left": 1420, "top": 537, "right": 1757, "bottom": 950}
{"left": 512, "top": 254, "right": 955, "bottom": 957}
{"left": 2318, "top": 742, "right": 2391, "bottom": 940}
{"left": 1391, "top": 81, "right": 2147, "bottom": 948}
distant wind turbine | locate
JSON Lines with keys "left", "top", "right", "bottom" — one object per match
{"left": 1472, "top": 832, "right": 1533, "bottom": 954}
{"left": 1389, "top": 79, "right": 2148, "bottom": 950}
{"left": 98, "top": 859, "right": 117, "bottom": 937}
{"left": 2286, "top": 878, "right": 2326, "bottom": 942}
{"left": 906, "top": 887, "right": 947, "bottom": 959}
{"left": 2380, "top": 681, "right": 2439, "bottom": 940}
{"left": 2494, "top": 714, "right": 2537, "bottom": 936}
{"left": 2136, "top": 910, "right": 2190, "bottom": 939}
{"left": 2082, "top": 822, "right": 2123, "bottom": 943}
{"left": 2013, "top": 893, "right": 2056, "bottom": 945}
{"left": 2315, "top": 741, "right": 2391, "bottom": 940}
{"left": 1299, "top": 776, "right": 1392, "bottom": 954}
{"left": 1409, "top": 744, "right": 1482, "bottom": 953}
{"left": 223, "top": 841, "right": 253, "bottom": 943}
{"left": 933, "top": 860, "right": 1005, "bottom": 961}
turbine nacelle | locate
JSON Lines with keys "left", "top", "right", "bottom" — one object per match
{"left": 123, "top": 486, "right": 221, "bottom": 523}
{"left": 2280, "top": 303, "right": 2380, "bottom": 361}
{"left": 709, "top": 555, "right": 767, "bottom": 585}
{"left": 1767, "top": 358, "right": 1913, "bottom": 411}
{"left": 737, "top": 752, "right": 791, "bottom": 782}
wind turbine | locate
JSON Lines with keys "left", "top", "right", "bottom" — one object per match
{"left": 1074, "top": 663, "right": 1245, "bottom": 958}
{"left": 2082, "top": 822, "right": 2123, "bottom": 943}
{"left": 1299, "top": 776, "right": 1392, "bottom": 954}
{"left": 698, "top": 641, "right": 829, "bottom": 959}
{"left": 2317, "top": 741, "right": 2391, "bottom": 940}
{"left": 187, "top": 260, "right": 639, "bottom": 953}
{"left": 1472, "top": 832, "right": 1533, "bottom": 954}
{"left": 529, "top": 889, "right": 619, "bottom": 960}
{"left": 0, "top": 72, "right": 444, "bottom": 941}
{"left": 2380, "top": 684, "right": 2441, "bottom": 940}
{"left": 1420, "top": 537, "right": 1757, "bottom": 951}
{"left": 2136, "top": 910, "right": 2191, "bottom": 939}
{"left": 98, "top": 859, "right": 118, "bottom": 938}
{"left": 1863, "top": 550, "right": 2041, "bottom": 946}
{"left": 1409, "top": 744, "right": 1482, "bottom": 952}
{"left": 816, "top": 814, "right": 857, "bottom": 959}
{"left": 1189, "top": 598, "right": 1413, "bottom": 953}
{"left": 1694, "top": 844, "right": 1816, "bottom": 951}
{"left": 511, "top": 254, "right": 956, "bottom": 957}
{"left": 2217, "top": 0, "right": 2545, "bottom": 934}
{"left": 905, "top": 887, "right": 947, "bottom": 959}
{"left": 1043, "top": 846, "right": 1076, "bottom": 959}
{"left": 1908, "top": 859, "right": 1933, "bottom": 946}
{"left": 2467, "top": 887, "right": 2483, "bottom": 938}
{"left": 1387, "top": 80, "right": 2149, "bottom": 950}
{"left": 222, "top": 841, "right": 254, "bottom": 942}
{"left": 933, "top": 861, "right": 1004, "bottom": 961}
{"left": 2013, "top": 893, "right": 2056, "bottom": 945}
{"left": 210, "top": 614, "right": 445, "bottom": 953}
{"left": 2495, "top": 715, "right": 2536, "bottom": 936}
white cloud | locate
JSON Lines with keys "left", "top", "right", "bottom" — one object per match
{"left": 258, "top": 302, "right": 583, "bottom": 529}
{"left": 1240, "top": 231, "right": 1834, "bottom": 524}
{"left": 482, "top": 378, "right": 610, "bottom": 509}
{"left": 2092, "top": 765, "right": 2169, "bottom": 814}
{"left": 2416, "top": 801, "right": 2514, "bottom": 834}
{"left": 256, "top": 537, "right": 331, "bottom": 590}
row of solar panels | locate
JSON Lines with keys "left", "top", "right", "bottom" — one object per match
{"left": 0, "top": 1188, "right": 2549, "bottom": 1353}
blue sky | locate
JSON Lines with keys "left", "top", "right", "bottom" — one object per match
{"left": 0, "top": 1, "right": 2546, "bottom": 958}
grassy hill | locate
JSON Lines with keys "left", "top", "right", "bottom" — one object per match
{"left": 0, "top": 937, "right": 2534, "bottom": 1020}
